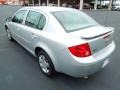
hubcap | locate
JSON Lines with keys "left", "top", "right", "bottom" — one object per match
{"left": 39, "top": 55, "right": 50, "bottom": 73}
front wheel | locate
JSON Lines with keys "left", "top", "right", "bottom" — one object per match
{"left": 37, "top": 50, "right": 55, "bottom": 77}
{"left": 6, "top": 29, "right": 13, "bottom": 41}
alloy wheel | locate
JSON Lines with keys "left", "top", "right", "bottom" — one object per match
{"left": 39, "top": 55, "right": 50, "bottom": 74}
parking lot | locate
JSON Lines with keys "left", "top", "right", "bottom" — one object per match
{"left": 0, "top": 5, "right": 120, "bottom": 90}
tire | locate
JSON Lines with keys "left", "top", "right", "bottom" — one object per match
{"left": 37, "top": 50, "right": 55, "bottom": 77}
{"left": 117, "top": 8, "right": 119, "bottom": 11}
{"left": 6, "top": 29, "right": 14, "bottom": 41}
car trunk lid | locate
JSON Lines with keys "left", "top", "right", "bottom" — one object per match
{"left": 69, "top": 25, "right": 114, "bottom": 54}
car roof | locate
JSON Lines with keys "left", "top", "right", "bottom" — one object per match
{"left": 22, "top": 6, "right": 76, "bottom": 13}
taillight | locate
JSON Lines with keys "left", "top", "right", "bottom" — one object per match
{"left": 68, "top": 43, "right": 91, "bottom": 57}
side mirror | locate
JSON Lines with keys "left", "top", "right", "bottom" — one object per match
{"left": 6, "top": 17, "right": 12, "bottom": 22}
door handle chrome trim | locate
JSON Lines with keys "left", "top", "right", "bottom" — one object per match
{"left": 32, "top": 33, "right": 38, "bottom": 38}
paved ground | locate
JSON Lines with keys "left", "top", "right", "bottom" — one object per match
{"left": 0, "top": 5, "right": 120, "bottom": 90}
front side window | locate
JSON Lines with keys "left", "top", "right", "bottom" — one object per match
{"left": 52, "top": 10, "right": 98, "bottom": 32}
{"left": 12, "top": 10, "right": 26, "bottom": 24}
{"left": 25, "top": 10, "right": 41, "bottom": 28}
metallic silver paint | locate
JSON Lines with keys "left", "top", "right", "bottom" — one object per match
{"left": 5, "top": 7, "right": 115, "bottom": 77}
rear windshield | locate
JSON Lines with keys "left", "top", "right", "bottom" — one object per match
{"left": 52, "top": 10, "right": 98, "bottom": 32}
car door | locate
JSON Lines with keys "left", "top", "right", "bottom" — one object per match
{"left": 20, "top": 10, "right": 46, "bottom": 52}
{"left": 8, "top": 10, "right": 27, "bottom": 42}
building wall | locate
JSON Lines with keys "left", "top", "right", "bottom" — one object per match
{"left": 0, "top": 0, "right": 28, "bottom": 5}
{"left": 0, "top": 0, "right": 6, "bottom": 4}
{"left": 6, "top": 0, "right": 20, "bottom": 5}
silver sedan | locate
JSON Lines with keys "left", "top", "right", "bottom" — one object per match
{"left": 5, "top": 6, "right": 115, "bottom": 77}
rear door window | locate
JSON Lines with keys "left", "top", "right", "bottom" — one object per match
{"left": 25, "top": 10, "right": 41, "bottom": 28}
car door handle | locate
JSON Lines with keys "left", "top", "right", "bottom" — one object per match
{"left": 32, "top": 33, "right": 38, "bottom": 38}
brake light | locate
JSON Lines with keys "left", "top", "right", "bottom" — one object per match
{"left": 68, "top": 43, "right": 91, "bottom": 57}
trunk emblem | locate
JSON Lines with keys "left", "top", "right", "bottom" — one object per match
{"left": 103, "top": 34, "right": 111, "bottom": 42}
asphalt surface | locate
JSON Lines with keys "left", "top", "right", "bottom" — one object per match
{"left": 0, "top": 5, "right": 120, "bottom": 90}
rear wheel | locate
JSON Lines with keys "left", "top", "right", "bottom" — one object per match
{"left": 37, "top": 50, "right": 55, "bottom": 77}
{"left": 6, "top": 29, "right": 13, "bottom": 41}
{"left": 117, "top": 8, "right": 119, "bottom": 11}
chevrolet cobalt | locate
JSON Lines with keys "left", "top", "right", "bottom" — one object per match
{"left": 5, "top": 7, "right": 115, "bottom": 77}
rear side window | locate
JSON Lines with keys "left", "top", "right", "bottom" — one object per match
{"left": 12, "top": 10, "right": 26, "bottom": 24}
{"left": 25, "top": 10, "right": 41, "bottom": 28}
{"left": 25, "top": 10, "right": 46, "bottom": 30}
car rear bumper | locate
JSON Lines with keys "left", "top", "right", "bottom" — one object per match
{"left": 56, "top": 41, "right": 115, "bottom": 77}
{"left": 62, "top": 57, "right": 110, "bottom": 77}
